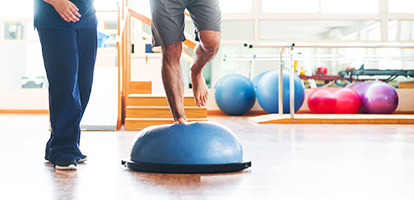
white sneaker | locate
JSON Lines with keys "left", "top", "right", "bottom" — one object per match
{"left": 78, "top": 155, "right": 88, "bottom": 163}
{"left": 55, "top": 158, "right": 77, "bottom": 170}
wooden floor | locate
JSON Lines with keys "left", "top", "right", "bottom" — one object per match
{"left": 1, "top": 114, "right": 414, "bottom": 199}
{"left": 250, "top": 114, "right": 414, "bottom": 124}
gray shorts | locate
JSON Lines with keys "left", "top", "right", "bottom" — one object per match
{"left": 150, "top": 0, "right": 221, "bottom": 47}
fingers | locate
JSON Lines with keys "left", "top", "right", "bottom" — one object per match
{"left": 62, "top": 12, "right": 80, "bottom": 22}
{"left": 70, "top": 4, "right": 81, "bottom": 18}
{"left": 54, "top": 1, "right": 81, "bottom": 22}
{"left": 63, "top": 7, "right": 81, "bottom": 22}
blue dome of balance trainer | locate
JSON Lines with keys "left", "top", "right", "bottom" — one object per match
{"left": 129, "top": 121, "right": 243, "bottom": 165}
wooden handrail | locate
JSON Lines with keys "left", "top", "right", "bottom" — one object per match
{"left": 116, "top": 1, "right": 121, "bottom": 130}
{"left": 128, "top": 8, "right": 197, "bottom": 50}
{"left": 183, "top": 38, "right": 196, "bottom": 49}
{"left": 128, "top": 8, "right": 151, "bottom": 26}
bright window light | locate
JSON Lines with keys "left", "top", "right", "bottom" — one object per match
{"left": 132, "top": 0, "right": 151, "bottom": 17}
{"left": 262, "top": 0, "right": 319, "bottom": 13}
{"left": 388, "top": 20, "right": 414, "bottom": 40}
{"left": 321, "top": 0, "right": 378, "bottom": 14}
{"left": 378, "top": 48, "right": 402, "bottom": 70}
{"left": 389, "top": 0, "right": 414, "bottom": 13}
{"left": 220, "top": 0, "right": 251, "bottom": 13}
{"left": 0, "top": 0, "right": 33, "bottom": 19}
{"left": 94, "top": 0, "right": 118, "bottom": 10}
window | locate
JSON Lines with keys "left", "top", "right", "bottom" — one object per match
{"left": 388, "top": 20, "right": 414, "bottom": 41}
{"left": 389, "top": 0, "right": 414, "bottom": 13}
{"left": 259, "top": 20, "right": 380, "bottom": 41}
{"left": 94, "top": 0, "right": 118, "bottom": 10}
{"left": 378, "top": 49, "right": 402, "bottom": 70}
{"left": 0, "top": 1, "right": 33, "bottom": 19}
{"left": 262, "top": 0, "right": 319, "bottom": 13}
{"left": 220, "top": 0, "right": 252, "bottom": 13}
{"left": 132, "top": 0, "right": 151, "bottom": 17}
{"left": 320, "top": 0, "right": 378, "bottom": 14}
{"left": 221, "top": 21, "right": 254, "bottom": 40}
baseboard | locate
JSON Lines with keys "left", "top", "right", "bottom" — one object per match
{"left": 393, "top": 111, "right": 414, "bottom": 114}
{"left": 207, "top": 110, "right": 268, "bottom": 116}
{"left": 207, "top": 110, "right": 414, "bottom": 116}
{"left": 0, "top": 109, "right": 49, "bottom": 114}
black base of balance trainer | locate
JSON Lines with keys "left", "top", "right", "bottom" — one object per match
{"left": 122, "top": 160, "right": 252, "bottom": 174}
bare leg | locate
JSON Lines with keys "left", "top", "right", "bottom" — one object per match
{"left": 161, "top": 43, "right": 187, "bottom": 124}
{"left": 190, "top": 30, "right": 221, "bottom": 107}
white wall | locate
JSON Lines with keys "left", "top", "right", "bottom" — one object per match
{"left": 0, "top": 42, "right": 28, "bottom": 89}
{"left": 131, "top": 53, "right": 164, "bottom": 94}
{"left": 0, "top": 48, "right": 117, "bottom": 111}
{"left": 0, "top": 87, "right": 48, "bottom": 110}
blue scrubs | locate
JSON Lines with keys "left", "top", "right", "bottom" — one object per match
{"left": 34, "top": 0, "right": 98, "bottom": 165}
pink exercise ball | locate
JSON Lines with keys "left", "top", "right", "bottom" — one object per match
{"left": 308, "top": 88, "right": 361, "bottom": 114}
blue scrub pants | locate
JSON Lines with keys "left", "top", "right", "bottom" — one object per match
{"left": 37, "top": 27, "right": 97, "bottom": 165}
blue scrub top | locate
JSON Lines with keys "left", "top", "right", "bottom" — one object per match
{"left": 34, "top": 0, "right": 97, "bottom": 29}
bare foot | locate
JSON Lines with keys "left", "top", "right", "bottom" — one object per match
{"left": 190, "top": 70, "right": 208, "bottom": 107}
{"left": 175, "top": 118, "right": 187, "bottom": 124}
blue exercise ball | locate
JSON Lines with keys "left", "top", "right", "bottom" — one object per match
{"left": 215, "top": 74, "right": 256, "bottom": 116}
{"left": 251, "top": 71, "right": 270, "bottom": 90}
{"left": 256, "top": 70, "right": 305, "bottom": 114}
{"left": 129, "top": 121, "right": 243, "bottom": 165}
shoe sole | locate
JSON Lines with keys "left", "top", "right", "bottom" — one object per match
{"left": 55, "top": 164, "right": 77, "bottom": 170}
{"left": 78, "top": 156, "right": 87, "bottom": 163}
{"left": 47, "top": 157, "right": 87, "bottom": 164}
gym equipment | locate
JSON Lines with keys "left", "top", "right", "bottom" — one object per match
{"left": 215, "top": 74, "right": 256, "bottom": 116}
{"left": 122, "top": 121, "right": 252, "bottom": 173}
{"left": 251, "top": 71, "right": 270, "bottom": 90}
{"left": 256, "top": 70, "right": 305, "bottom": 114}
{"left": 347, "top": 81, "right": 399, "bottom": 114}
{"left": 317, "top": 67, "right": 327, "bottom": 76}
{"left": 308, "top": 88, "right": 361, "bottom": 114}
{"left": 339, "top": 69, "right": 414, "bottom": 82}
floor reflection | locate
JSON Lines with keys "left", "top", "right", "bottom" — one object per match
{"left": 124, "top": 169, "right": 250, "bottom": 196}
{"left": 45, "top": 162, "right": 79, "bottom": 200}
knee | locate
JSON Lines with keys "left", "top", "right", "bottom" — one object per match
{"left": 198, "top": 31, "right": 221, "bottom": 54}
{"left": 161, "top": 43, "right": 182, "bottom": 62}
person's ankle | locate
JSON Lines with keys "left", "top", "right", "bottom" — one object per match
{"left": 189, "top": 65, "right": 203, "bottom": 75}
{"left": 191, "top": 71, "right": 204, "bottom": 80}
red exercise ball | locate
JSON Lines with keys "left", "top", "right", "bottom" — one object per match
{"left": 308, "top": 88, "right": 361, "bottom": 114}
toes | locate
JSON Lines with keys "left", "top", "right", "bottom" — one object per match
{"left": 177, "top": 118, "right": 187, "bottom": 124}
{"left": 200, "top": 93, "right": 208, "bottom": 107}
{"left": 203, "top": 93, "right": 208, "bottom": 105}
{"left": 195, "top": 99, "right": 202, "bottom": 107}
{"left": 200, "top": 97, "right": 206, "bottom": 107}
{"left": 194, "top": 93, "right": 208, "bottom": 107}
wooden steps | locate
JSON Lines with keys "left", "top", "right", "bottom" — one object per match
{"left": 126, "top": 106, "right": 207, "bottom": 118}
{"left": 125, "top": 93, "right": 207, "bottom": 131}
{"left": 125, "top": 118, "right": 206, "bottom": 130}
{"left": 128, "top": 94, "right": 197, "bottom": 106}
{"left": 128, "top": 81, "right": 152, "bottom": 94}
